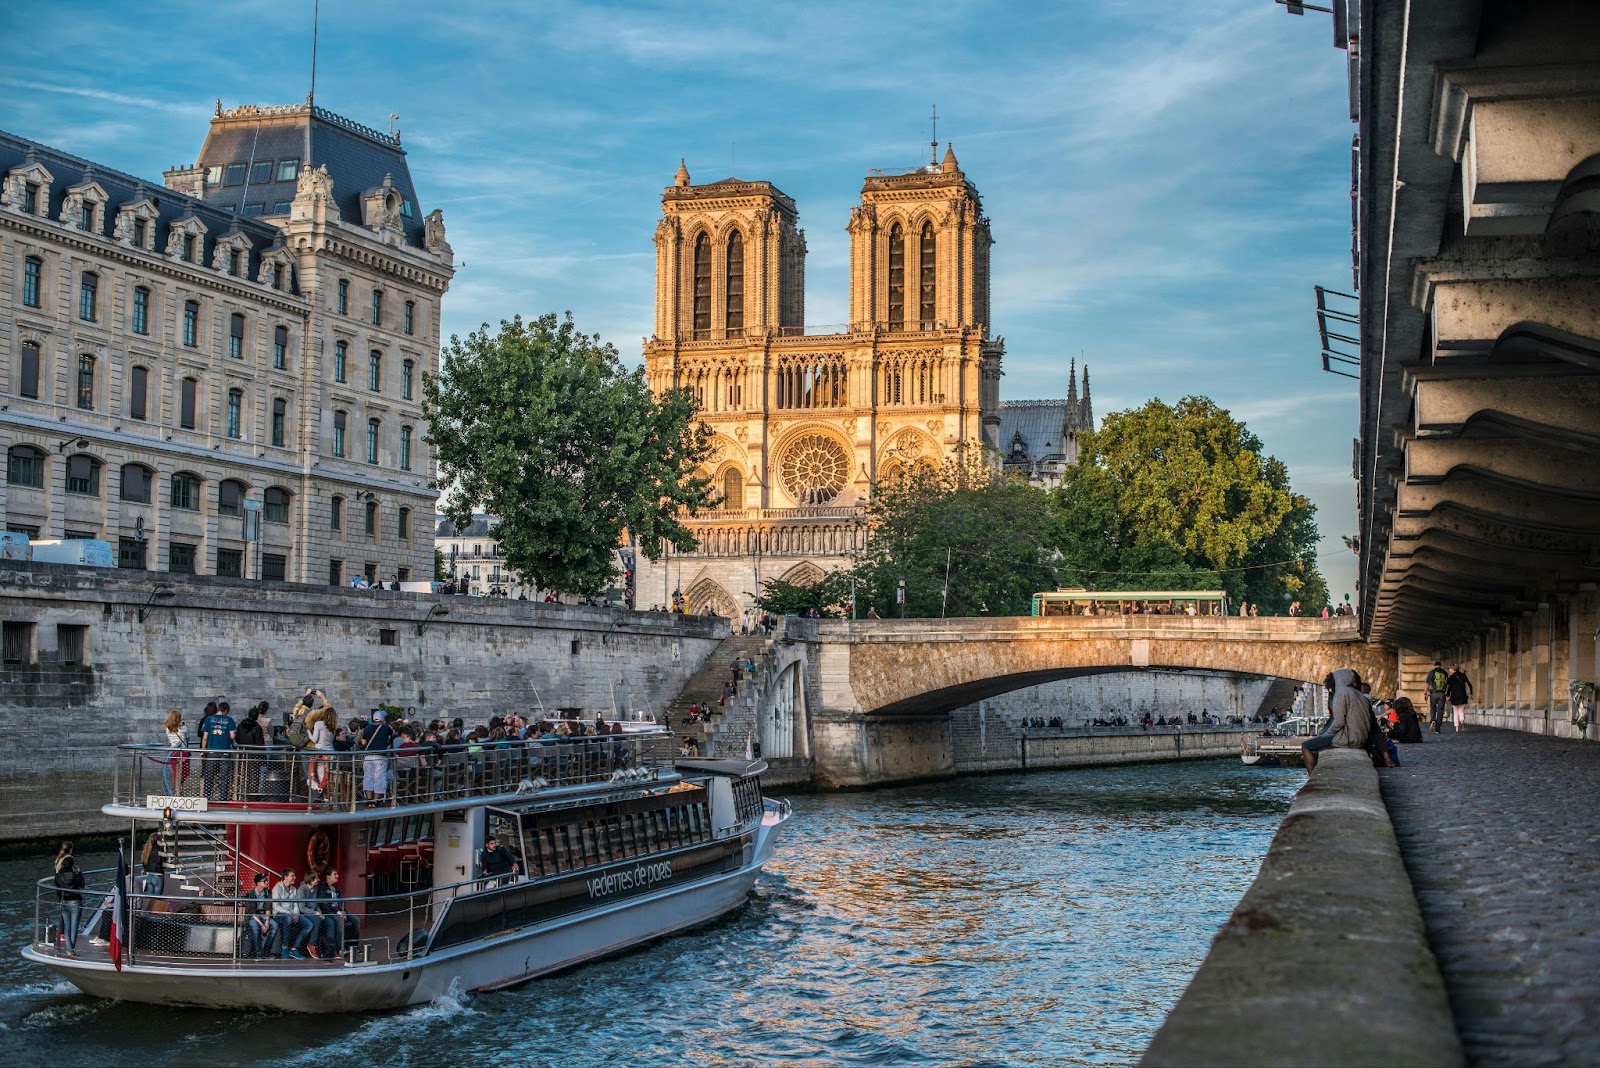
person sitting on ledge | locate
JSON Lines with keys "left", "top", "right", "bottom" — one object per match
{"left": 1302, "top": 668, "right": 1371, "bottom": 774}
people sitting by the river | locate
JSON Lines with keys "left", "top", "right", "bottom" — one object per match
{"left": 271, "top": 868, "right": 313, "bottom": 959}
{"left": 243, "top": 872, "right": 276, "bottom": 958}
{"left": 480, "top": 835, "right": 521, "bottom": 886}
{"left": 1389, "top": 696, "right": 1424, "bottom": 744}
{"left": 1302, "top": 669, "right": 1372, "bottom": 774}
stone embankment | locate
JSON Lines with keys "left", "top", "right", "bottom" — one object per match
{"left": 1141, "top": 748, "right": 1462, "bottom": 1067}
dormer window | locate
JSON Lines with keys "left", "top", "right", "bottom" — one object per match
{"left": 133, "top": 217, "right": 148, "bottom": 247}
{"left": 22, "top": 183, "right": 39, "bottom": 214}
{"left": 224, "top": 164, "right": 246, "bottom": 186}
{"left": 80, "top": 202, "right": 94, "bottom": 231}
{"left": 276, "top": 159, "right": 299, "bottom": 181}
{"left": 183, "top": 234, "right": 197, "bottom": 263}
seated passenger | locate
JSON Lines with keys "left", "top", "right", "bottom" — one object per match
{"left": 243, "top": 873, "right": 276, "bottom": 959}
{"left": 325, "top": 869, "right": 362, "bottom": 953}
{"left": 271, "top": 868, "right": 314, "bottom": 959}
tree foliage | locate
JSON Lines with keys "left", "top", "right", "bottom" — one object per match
{"left": 1055, "top": 396, "right": 1324, "bottom": 609}
{"left": 853, "top": 458, "right": 1061, "bottom": 618}
{"left": 755, "top": 572, "right": 854, "bottom": 618}
{"left": 424, "top": 313, "right": 713, "bottom": 596}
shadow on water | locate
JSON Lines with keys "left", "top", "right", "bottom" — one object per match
{"left": 0, "top": 759, "right": 1298, "bottom": 1067}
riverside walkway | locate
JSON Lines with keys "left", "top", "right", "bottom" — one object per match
{"left": 1382, "top": 728, "right": 1600, "bottom": 1068}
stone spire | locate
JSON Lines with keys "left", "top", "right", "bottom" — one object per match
{"left": 941, "top": 143, "right": 958, "bottom": 174}
{"left": 1068, "top": 357, "right": 1078, "bottom": 405}
{"left": 674, "top": 158, "right": 691, "bottom": 188}
{"left": 1080, "top": 364, "right": 1093, "bottom": 429}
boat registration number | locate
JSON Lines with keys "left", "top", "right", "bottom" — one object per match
{"left": 146, "top": 794, "right": 209, "bottom": 812}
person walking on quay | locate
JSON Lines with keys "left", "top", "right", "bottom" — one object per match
{"left": 1446, "top": 664, "right": 1474, "bottom": 732}
{"left": 1301, "top": 669, "right": 1371, "bottom": 773}
{"left": 1426, "top": 660, "right": 1450, "bottom": 734}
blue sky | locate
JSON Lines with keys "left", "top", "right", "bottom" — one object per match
{"left": 4, "top": 0, "right": 1361, "bottom": 599}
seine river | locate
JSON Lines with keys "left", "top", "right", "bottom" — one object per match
{"left": 0, "top": 761, "right": 1296, "bottom": 1067}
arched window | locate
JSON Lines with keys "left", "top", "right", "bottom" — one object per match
{"left": 263, "top": 486, "right": 291, "bottom": 524}
{"left": 119, "top": 463, "right": 153, "bottom": 503}
{"left": 170, "top": 472, "right": 201, "bottom": 511}
{"left": 218, "top": 479, "right": 247, "bottom": 517}
{"left": 19, "top": 341, "right": 40, "bottom": 399}
{"left": 692, "top": 233, "right": 711, "bottom": 340}
{"left": 721, "top": 468, "right": 744, "bottom": 511}
{"left": 725, "top": 231, "right": 744, "bottom": 338}
{"left": 65, "top": 454, "right": 101, "bottom": 496}
{"left": 919, "top": 221, "right": 936, "bottom": 327}
{"left": 76, "top": 355, "right": 95, "bottom": 410}
{"left": 7, "top": 445, "right": 46, "bottom": 488}
{"left": 887, "top": 224, "right": 905, "bottom": 330}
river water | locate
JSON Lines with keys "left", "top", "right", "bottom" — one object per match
{"left": 0, "top": 760, "right": 1297, "bottom": 1067}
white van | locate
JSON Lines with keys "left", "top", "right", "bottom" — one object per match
{"left": 0, "top": 531, "right": 31, "bottom": 561}
{"left": 29, "top": 539, "right": 116, "bottom": 568}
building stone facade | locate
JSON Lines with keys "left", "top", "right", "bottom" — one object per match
{"left": 0, "top": 101, "right": 452, "bottom": 583}
{"left": 634, "top": 147, "right": 1003, "bottom": 615}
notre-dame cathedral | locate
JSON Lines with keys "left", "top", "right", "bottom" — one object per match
{"left": 631, "top": 146, "right": 1003, "bottom": 616}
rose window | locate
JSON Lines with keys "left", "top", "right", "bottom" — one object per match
{"left": 779, "top": 434, "right": 851, "bottom": 506}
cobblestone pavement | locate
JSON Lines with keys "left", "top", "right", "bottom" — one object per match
{"left": 1380, "top": 727, "right": 1600, "bottom": 1068}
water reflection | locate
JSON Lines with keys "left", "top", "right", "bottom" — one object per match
{"left": 0, "top": 760, "right": 1298, "bottom": 1067}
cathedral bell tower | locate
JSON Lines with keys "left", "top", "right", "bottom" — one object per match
{"left": 847, "top": 144, "right": 993, "bottom": 334}
{"left": 652, "top": 161, "right": 807, "bottom": 343}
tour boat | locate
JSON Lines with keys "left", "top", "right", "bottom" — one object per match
{"left": 22, "top": 728, "right": 790, "bottom": 1012}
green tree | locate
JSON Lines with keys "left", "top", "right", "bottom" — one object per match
{"left": 433, "top": 549, "right": 446, "bottom": 583}
{"left": 853, "top": 458, "right": 1061, "bottom": 617}
{"left": 424, "top": 313, "right": 713, "bottom": 596}
{"left": 1056, "top": 396, "right": 1323, "bottom": 609}
{"left": 755, "top": 571, "right": 855, "bottom": 618}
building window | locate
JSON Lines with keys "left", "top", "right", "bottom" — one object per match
{"left": 228, "top": 248, "right": 244, "bottom": 277}
{"left": 402, "top": 359, "right": 414, "bottom": 400}
{"left": 404, "top": 300, "right": 415, "bottom": 335}
{"left": 218, "top": 479, "right": 246, "bottom": 517}
{"left": 332, "top": 410, "right": 347, "bottom": 458}
{"left": 168, "top": 542, "right": 197, "bottom": 575}
{"left": 398, "top": 507, "right": 411, "bottom": 540}
{"left": 225, "top": 163, "right": 246, "bottom": 186}
{"left": 919, "top": 221, "right": 936, "bottom": 326}
{"left": 272, "top": 397, "right": 287, "bottom": 447}
{"left": 226, "top": 388, "right": 242, "bottom": 439}
{"left": 692, "top": 233, "right": 711, "bottom": 340}
{"left": 263, "top": 487, "right": 291, "bottom": 524}
{"left": 129, "top": 366, "right": 148, "bottom": 420}
{"left": 79, "top": 272, "right": 98, "bottom": 321}
{"left": 364, "top": 562, "right": 378, "bottom": 584}
{"left": 334, "top": 341, "right": 347, "bottom": 383}
{"left": 76, "top": 355, "right": 95, "bottom": 410}
{"left": 400, "top": 425, "right": 413, "bottom": 471}
{"left": 22, "top": 256, "right": 41, "bottom": 308}
{"left": 182, "top": 234, "right": 198, "bottom": 263}
{"left": 272, "top": 263, "right": 286, "bottom": 290}
{"left": 65, "top": 454, "right": 101, "bottom": 496}
{"left": 217, "top": 548, "right": 244, "bottom": 578}
{"left": 119, "top": 463, "right": 152, "bottom": 503}
{"left": 171, "top": 472, "right": 201, "bottom": 511}
{"left": 7, "top": 445, "right": 46, "bottom": 488}
{"left": 371, "top": 289, "right": 383, "bottom": 326}
{"left": 132, "top": 286, "right": 150, "bottom": 335}
{"left": 19, "top": 342, "right": 40, "bottom": 399}
{"left": 133, "top": 217, "right": 149, "bottom": 248}
{"left": 229, "top": 313, "right": 245, "bottom": 358}
{"left": 368, "top": 350, "right": 382, "bottom": 391}
{"left": 180, "top": 377, "right": 198, "bottom": 430}
{"left": 337, "top": 279, "right": 349, "bottom": 315}
{"left": 250, "top": 160, "right": 273, "bottom": 185}
{"left": 330, "top": 495, "right": 344, "bottom": 531}
{"left": 722, "top": 468, "right": 744, "bottom": 510}
{"left": 887, "top": 223, "right": 905, "bottom": 329}
{"left": 276, "top": 159, "right": 300, "bottom": 181}
{"left": 118, "top": 537, "right": 147, "bottom": 570}
{"left": 273, "top": 325, "right": 289, "bottom": 370}
{"left": 80, "top": 201, "right": 95, "bottom": 231}
{"left": 366, "top": 418, "right": 380, "bottom": 464}
{"left": 22, "top": 182, "right": 38, "bottom": 214}
{"left": 262, "top": 553, "right": 287, "bottom": 581}
{"left": 184, "top": 301, "right": 199, "bottom": 347}
{"left": 726, "top": 231, "right": 744, "bottom": 337}
{"left": 328, "top": 559, "right": 343, "bottom": 586}
{"left": 365, "top": 501, "right": 378, "bottom": 537}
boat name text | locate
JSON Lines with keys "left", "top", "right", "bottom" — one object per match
{"left": 587, "top": 861, "right": 674, "bottom": 899}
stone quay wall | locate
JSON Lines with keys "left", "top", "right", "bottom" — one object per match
{"left": 0, "top": 562, "right": 725, "bottom": 841}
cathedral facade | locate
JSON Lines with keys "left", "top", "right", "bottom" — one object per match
{"left": 632, "top": 148, "right": 1002, "bottom": 616}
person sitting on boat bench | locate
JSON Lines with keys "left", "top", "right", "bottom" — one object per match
{"left": 243, "top": 873, "right": 276, "bottom": 959}
{"left": 271, "top": 868, "right": 314, "bottom": 959}
{"left": 480, "top": 835, "right": 521, "bottom": 886}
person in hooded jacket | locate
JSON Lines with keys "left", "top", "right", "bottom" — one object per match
{"left": 1302, "top": 668, "right": 1372, "bottom": 773}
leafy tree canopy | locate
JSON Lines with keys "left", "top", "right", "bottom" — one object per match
{"left": 424, "top": 313, "right": 713, "bottom": 596}
{"left": 754, "top": 571, "right": 854, "bottom": 618}
{"left": 853, "top": 458, "right": 1061, "bottom": 618}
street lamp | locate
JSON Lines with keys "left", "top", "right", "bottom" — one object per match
{"left": 137, "top": 583, "right": 177, "bottom": 624}
{"left": 897, "top": 576, "right": 906, "bottom": 618}
{"left": 416, "top": 604, "right": 450, "bottom": 636}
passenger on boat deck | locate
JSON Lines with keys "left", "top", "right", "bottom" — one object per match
{"left": 271, "top": 868, "right": 314, "bottom": 959}
{"left": 301, "top": 872, "right": 336, "bottom": 960}
{"left": 480, "top": 835, "right": 521, "bottom": 885}
{"left": 325, "top": 870, "right": 361, "bottom": 953}
{"left": 360, "top": 712, "right": 396, "bottom": 801}
{"left": 243, "top": 873, "right": 275, "bottom": 958}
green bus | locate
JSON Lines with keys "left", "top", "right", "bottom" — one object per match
{"left": 1030, "top": 587, "right": 1230, "bottom": 618}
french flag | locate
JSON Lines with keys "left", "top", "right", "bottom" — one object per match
{"left": 109, "top": 840, "right": 129, "bottom": 972}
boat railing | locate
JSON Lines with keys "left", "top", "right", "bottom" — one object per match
{"left": 31, "top": 867, "right": 525, "bottom": 970}
{"left": 111, "top": 731, "right": 676, "bottom": 812}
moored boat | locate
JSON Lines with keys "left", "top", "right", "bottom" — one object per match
{"left": 22, "top": 728, "right": 790, "bottom": 1012}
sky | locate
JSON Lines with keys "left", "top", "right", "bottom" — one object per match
{"left": 2, "top": 0, "right": 1361, "bottom": 599}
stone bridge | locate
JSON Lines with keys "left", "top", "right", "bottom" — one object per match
{"left": 790, "top": 616, "right": 1397, "bottom": 786}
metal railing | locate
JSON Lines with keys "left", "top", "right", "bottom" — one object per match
{"left": 114, "top": 731, "right": 676, "bottom": 812}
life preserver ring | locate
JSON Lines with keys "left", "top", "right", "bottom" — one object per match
{"left": 306, "top": 828, "right": 332, "bottom": 875}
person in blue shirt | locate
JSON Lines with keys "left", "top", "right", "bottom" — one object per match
{"left": 198, "top": 701, "right": 237, "bottom": 801}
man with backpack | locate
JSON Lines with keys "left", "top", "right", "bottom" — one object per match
{"left": 1426, "top": 660, "right": 1450, "bottom": 734}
